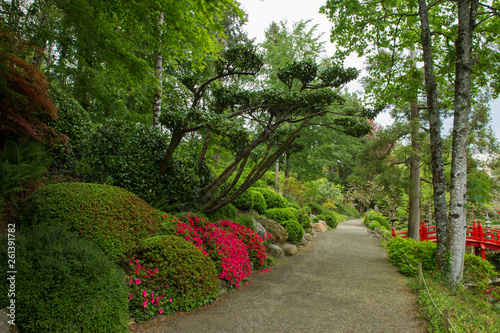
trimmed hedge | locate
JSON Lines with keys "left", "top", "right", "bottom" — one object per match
{"left": 371, "top": 215, "right": 391, "bottom": 230}
{"left": 0, "top": 226, "right": 129, "bottom": 332}
{"left": 129, "top": 235, "right": 219, "bottom": 312}
{"left": 232, "top": 190, "right": 254, "bottom": 210}
{"left": 281, "top": 220, "right": 304, "bottom": 244}
{"left": 20, "top": 182, "right": 165, "bottom": 263}
{"left": 252, "top": 187, "right": 288, "bottom": 209}
{"left": 206, "top": 203, "right": 238, "bottom": 221}
{"left": 264, "top": 208, "right": 299, "bottom": 224}
{"left": 250, "top": 190, "right": 267, "bottom": 214}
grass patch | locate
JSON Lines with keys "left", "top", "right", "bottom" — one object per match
{"left": 410, "top": 273, "right": 500, "bottom": 332}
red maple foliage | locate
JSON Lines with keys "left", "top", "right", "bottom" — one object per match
{"left": 0, "top": 28, "right": 65, "bottom": 151}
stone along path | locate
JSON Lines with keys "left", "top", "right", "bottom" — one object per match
{"left": 130, "top": 219, "right": 426, "bottom": 333}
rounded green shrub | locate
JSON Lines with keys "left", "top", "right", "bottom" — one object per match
{"left": 206, "top": 203, "right": 237, "bottom": 221}
{"left": 253, "top": 187, "right": 288, "bottom": 209}
{"left": 307, "top": 202, "right": 326, "bottom": 215}
{"left": 384, "top": 237, "right": 437, "bottom": 276}
{"left": 251, "top": 179, "right": 268, "bottom": 188}
{"left": 232, "top": 190, "right": 254, "bottom": 210}
{"left": 297, "top": 208, "right": 311, "bottom": 228}
{"left": 265, "top": 208, "right": 299, "bottom": 224}
{"left": 369, "top": 221, "right": 381, "bottom": 230}
{"left": 302, "top": 205, "right": 312, "bottom": 215}
{"left": 323, "top": 211, "right": 344, "bottom": 229}
{"left": 362, "top": 210, "right": 383, "bottom": 226}
{"left": 336, "top": 203, "right": 361, "bottom": 218}
{"left": 463, "top": 253, "right": 499, "bottom": 289}
{"left": 129, "top": 235, "right": 219, "bottom": 312}
{"left": 288, "top": 202, "right": 300, "bottom": 210}
{"left": 371, "top": 215, "right": 391, "bottom": 230}
{"left": 0, "top": 225, "right": 129, "bottom": 332}
{"left": 281, "top": 220, "right": 304, "bottom": 244}
{"left": 250, "top": 190, "right": 267, "bottom": 214}
{"left": 21, "top": 182, "right": 165, "bottom": 263}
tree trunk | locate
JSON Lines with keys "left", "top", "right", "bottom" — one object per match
{"left": 408, "top": 98, "right": 421, "bottom": 240}
{"left": 197, "top": 130, "right": 211, "bottom": 173}
{"left": 448, "top": 0, "right": 478, "bottom": 286}
{"left": 152, "top": 13, "right": 164, "bottom": 130}
{"left": 275, "top": 160, "right": 279, "bottom": 193}
{"left": 418, "top": 0, "right": 449, "bottom": 271}
{"left": 284, "top": 151, "right": 291, "bottom": 198}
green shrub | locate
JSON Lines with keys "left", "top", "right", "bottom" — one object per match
{"left": 463, "top": 253, "right": 499, "bottom": 289}
{"left": 288, "top": 201, "right": 300, "bottom": 210}
{"left": 302, "top": 205, "right": 311, "bottom": 215}
{"left": 0, "top": 226, "right": 129, "bottom": 332}
{"left": 313, "top": 214, "right": 325, "bottom": 223}
{"left": 253, "top": 187, "right": 288, "bottom": 209}
{"left": 265, "top": 208, "right": 299, "bottom": 224}
{"left": 307, "top": 201, "right": 326, "bottom": 215}
{"left": 206, "top": 203, "right": 237, "bottom": 221}
{"left": 362, "top": 210, "right": 383, "bottom": 226}
{"left": 281, "top": 220, "right": 304, "bottom": 244}
{"left": 296, "top": 208, "right": 311, "bottom": 228}
{"left": 384, "top": 237, "right": 437, "bottom": 276}
{"left": 20, "top": 182, "right": 165, "bottom": 263}
{"left": 250, "top": 190, "right": 267, "bottom": 214}
{"left": 369, "top": 221, "right": 381, "bottom": 230}
{"left": 251, "top": 180, "right": 268, "bottom": 188}
{"left": 323, "top": 211, "right": 344, "bottom": 229}
{"left": 232, "top": 190, "right": 254, "bottom": 210}
{"left": 232, "top": 215, "right": 256, "bottom": 231}
{"left": 371, "top": 215, "right": 391, "bottom": 230}
{"left": 336, "top": 203, "right": 361, "bottom": 218}
{"left": 128, "top": 235, "right": 219, "bottom": 312}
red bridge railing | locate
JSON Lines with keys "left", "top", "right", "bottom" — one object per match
{"left": 392, "top": 220, "right": 500, "bottom": 259}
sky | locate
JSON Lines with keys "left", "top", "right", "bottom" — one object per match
{"left": 237, "top": 0, "right": 500, "bottom": 141}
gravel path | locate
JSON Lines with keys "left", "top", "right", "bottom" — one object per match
{"left": 129, "top": 219, "right": 427, "bottom": 333}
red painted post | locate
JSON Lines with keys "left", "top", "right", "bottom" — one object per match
{"left": 478, "top": 221, "right": 486, "bottom": 259}
{"left": 392, "top": 227, "right": 396, "bottom": 238}
{"left": 472, "top": 220, "right": 477, "bottom": 239}
{"left": 419, "top": 221, "right": 427, "bottom": 241}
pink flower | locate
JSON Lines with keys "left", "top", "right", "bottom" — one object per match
{"left": 159, "top": 309, "right": 164, "bottom": 314}
{"left": 129, "top": 294, "right": 133, "bottom": 300}
{"left": 129, "top": 260, "right": 133, "bottom": 265}
{"left": 143, "top": 300, "right": 148, "bottom": 308}
{"left": 135, "top": 279, "right": 141, "bottom": 285}
{"left": 142, "top": 290, "right": 147, "bottom": 298}
{"left": 169, "top": 298, "right": 172, "bottom": 303}
{"left": 128, "top": 279, "right": 133, "bottom": 285}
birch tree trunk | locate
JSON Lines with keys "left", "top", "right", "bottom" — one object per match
{"left": 418, "top": 0, "right": 449, "bottom": 271}
{"left": 448, "top": 0, "right": 478, "bottom": 286}
{"left": 152, "top": 13, "right": 164, "bottom": 130}
{"left": 408, "top": 99, "right": 421, "bottom": 240}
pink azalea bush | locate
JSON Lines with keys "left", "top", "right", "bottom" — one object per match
{"left": 175, "top": 213, "right": 252, "bottom": 288}
{"left": 126, "top": 257, "right": 174, "bottom": 322}
{"left": 217, "top": 219, "right": 268, "bottom": 269}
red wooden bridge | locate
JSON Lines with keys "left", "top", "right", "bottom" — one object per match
{"left": 392, "top": 220, "right": 500, "bottom": 259}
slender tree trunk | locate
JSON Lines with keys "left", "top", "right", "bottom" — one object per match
{"left": 448, "top": 0, "right": 478, "bottom": 286}
{"left": 284, "top": 151, "right": 291, "bottom": 198}
{"left": 418, "top": 0, "right": 449, "bottom": 271}
{"left": 275, "top": 160, "right": 279, "bottom": 193}
{"left": 197, "top": 130, "right": 211, "bottom": 173}
{"left": 153, "top": 13, "right": 164, "bottom": 129}
{"left": 408, "top": 99, "right": 421, "bottom": 240}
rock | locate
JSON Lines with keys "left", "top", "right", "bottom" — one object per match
{"left": 309, "top": 214, "right": 316, "bottom": 220}
{"left": 281, "top": 244, "right": 298, "bottom": 256}
{"left": 218, "top": 279, "right": 228, "bottom": 295}
{"left": 303, "top": 233, "right": 313, "bottom": 244}
{"left": 257, "top": 218, "right": 288, "bottom": 243}
{"left": 0, "top": 309, "right": 18, "bottom": 332}
{"left": 265, "top": 243, "right": 284, "bottom": 259}
{"left": 313, "top": 221, "right": 328, "bottom": 232}
{"left": 252, "top": 219, "right": 267, "bottom": 237}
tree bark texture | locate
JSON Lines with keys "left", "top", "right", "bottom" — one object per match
{"left": 448, "top": 0, "right": 478, "bottom": 286}
{"left": 408, "top": 99, "right": 421, "bottom": 240}
{"left": 152, "top": 13, "right": 164, "bottom": 130}
{"left": 275, "top": 160, "right": 279, "bottom": 193}
{"left": 418, "top": 0, "right": 449, "bottom": 271}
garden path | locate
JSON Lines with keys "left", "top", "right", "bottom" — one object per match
{"left": 129, "top": 219, "right": 426, "bottom": 333}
